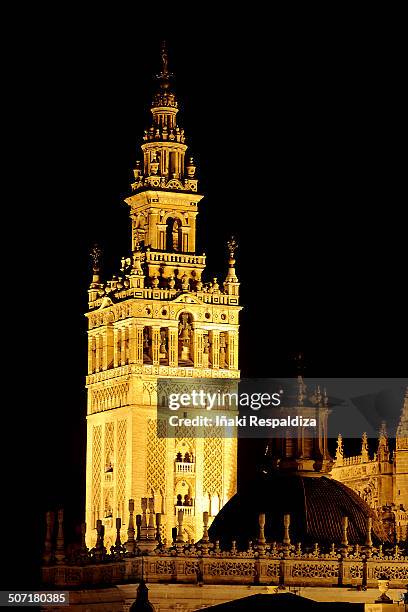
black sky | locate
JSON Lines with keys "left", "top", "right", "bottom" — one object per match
{"left": 4, "top": 12, "right": 407, "bottom": 590}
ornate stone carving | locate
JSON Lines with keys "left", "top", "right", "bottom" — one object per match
{"left": 207, "top": 561, "right": 254, "bottom": 577}
{"left": 146, "top": 419, "right": 167, "bottom": 496}
{"left": 372, "top": 565, "right": 408, "bottom": 580}
{"left": 156, "top": 560, "right": 176, "bottom": 575}
{"left": 291, "top": 563, "right": 338, "bottom": 578}
{"left": 204, "top": 429, "right": 223, "bottom": 496}
{"left": 266, "top": 563, "right": 280, "bottom": 577}
{"left": 91, "top": 426, "right": 102, "bottom": 529}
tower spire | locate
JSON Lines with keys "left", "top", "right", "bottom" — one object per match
{"left": 156, "top": 40, "right": 173, "bottom": 89}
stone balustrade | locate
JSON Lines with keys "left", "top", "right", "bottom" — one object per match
{"left": 42, "top": 546, "right": 408, "bottom": 590}
{"left": 175, "top": 461, "right": 195, "bottom": 474}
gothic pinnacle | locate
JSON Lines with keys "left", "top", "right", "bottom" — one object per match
{"left": 90, "top": 243, "right": 102, "bottom": 286}
{"left": 224, "top": 236, "right": 239, "bottom": 285}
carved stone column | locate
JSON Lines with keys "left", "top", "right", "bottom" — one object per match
{"left": 148, "top": 210, "right": 159, "bottom": 249}
{"left": 135, "top": 325, "right": 144, "bottom": 365}
{"left": 88, "top": 335, "right": 96, "bottom": 374}
{"left": 156, "top": 224, "right": 167, "bottom": 250}
{"left": 151, "top": 327, "right": 160, "bottom": 366}
{"left": 227, "top": 331, "right": 238, "bottom": 370}
{"left": 128, "top": 323, "right": 144, "bottom": 365}
{"left": 103, "top": 325, "right": 114, "bottom": 370}
{"left": 128, "top": 322, "right": 137, "bottom": 364}
{"left": 113, "top": 327, "right": 120, "bottom": 368}
{"left": 95, "top": 334, "right": 102, "bottom": 373}
{"left": 168, "top": 327, "right": 178, "bottom": 367}
{"left": 120, "top": 326, "right": 127, "bottom": 366}
{"left": 193, "top": 328, "right": 204, "bottom": 368}
{"left": 210, "top": 330, "right": 220, "bottom": 369}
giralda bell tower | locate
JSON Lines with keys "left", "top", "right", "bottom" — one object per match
{"left": 85, "top": 43, "right": 241, "bottom": 548}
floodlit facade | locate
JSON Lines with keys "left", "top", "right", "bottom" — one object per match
{"left": 85, "top": 42, "right": 240, "bottom": 549}
{"left": 41, "top": 44, "right": 408, "bottom": 611}
{"left": 332, "top": 393, "right": 408, "bottom": 542}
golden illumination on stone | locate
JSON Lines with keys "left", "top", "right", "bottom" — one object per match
{"left": 331, "top": 391, "right": 408, "bottom": 543}
{"left": 84, "top": 45, "right": 241, "bottom": 549}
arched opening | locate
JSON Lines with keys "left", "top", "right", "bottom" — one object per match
{"left": 166, "top": 217, "right": 182, "bottom": 252}
{"left": 175, "top": 442, "right": 195, "bottom": 474}
{"left": 175, "top": 480, "right": 194, "bottom": 508}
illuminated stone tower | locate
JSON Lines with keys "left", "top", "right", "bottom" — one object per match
{"left": 85, "top": 43, "right": 240, "bottom": 548}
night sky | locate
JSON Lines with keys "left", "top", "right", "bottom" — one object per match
{"left": 5, "top": 12, "right": 406, "bottom": 590}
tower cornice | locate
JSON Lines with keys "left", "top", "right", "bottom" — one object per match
{"left": 125, "top": 190, "right": 203, "bottom": 209}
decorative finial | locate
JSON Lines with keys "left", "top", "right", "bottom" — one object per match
{"left": 94, "top": 519, "right": 106, "bottom": 560}
{"left": 224, "top": 236, "right": 239, "bottom": 288}
{"left": 283, "top": 513, "right": 291, "bottom": 547}
{"left": 125, "top": 499, "right": 136, "bottom": 553}
{"left": 55, "top": 509, "right": 65, "bottom": 565}
{"left": 335, "top": 433, "right": 344, "bottom": 466}
{"left": 43, "top": 511, "right": 55, "bottom": 564}
{"left": 201, "top": 511, "right": 210, "bottom": 554}
{"left": 161, "top": 40, "right": 169, "bottom": 76}
{"left": 377, "top": 421, "right": 390, "bottom": 461}
{"left": 176, "top": 509, "right": 185, "bottom": 546}
{"left": 379, "top": 420, "right": 387, "bottom": 438}
{"left": 258, "top": 513, "right": 266, "bottom": 552}
{"left": 365, "top": 516, "right": 373, "bottom": 548}
{"left": 90, "top": 244, "right": 102, "bottom": 273}
{"left": 341, "top": 516, "right": 349, "bottom": 548}
{"left": 147, "top": 498, "right": 156, "bottom": 539}
{"left": 202, "top": 511, "right": 209, "bottom": 543}
{"left": 115, "top": 517, "right": 122, "bottom": 549}
{"left": 156, "top": 40, "right": 174, "bottom": 89}
{"left": 294, "top": 352, "right": 306, "bottom": 377}
{"left": 80, "top": 523, "right": 88, "bottom": 558}
{"left": 361, "top": 432, "right": 369, "bottom": 462}
{"left": 141, "top": 497, "right": 148, "bottom": 539}
{"left": 155, "top": 513, "right": 161, "bottom": 543}
{"left": 90, "top": 244, "right": 102, "bottom": 287}
{"left": 297, "top": 375, "right": 306, "bottom": 406}
{"left": 227, "top": 236, "right": 238, "bottom": 259}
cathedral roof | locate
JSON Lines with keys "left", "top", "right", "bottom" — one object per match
{"left": 208, "top": 472, "right": 388, "bottom": 549}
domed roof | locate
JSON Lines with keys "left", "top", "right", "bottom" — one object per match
{"left": 209, "top": 472, "right": 388, "bottom": 549}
